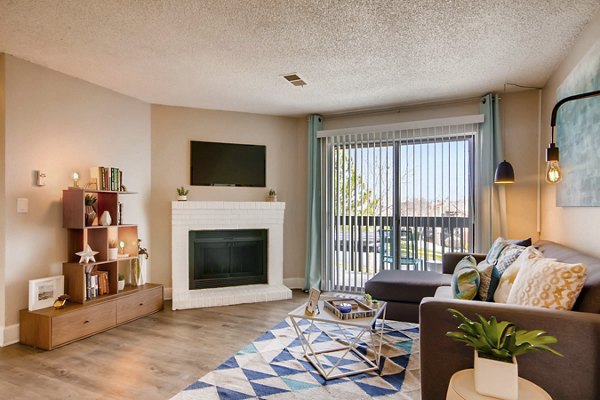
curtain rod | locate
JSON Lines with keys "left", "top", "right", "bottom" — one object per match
{"left": 322, "top": 95, "right": 483, "bottom": 120}
{"left": 317, "top": 114, "right": 484, "bottom": 138}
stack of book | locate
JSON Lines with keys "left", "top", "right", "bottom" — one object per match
{"left": 90, "top": 167, "right": 123, "bottom": 191}
{"left": 84, "top": 269, "right": 110, "bottom": 299}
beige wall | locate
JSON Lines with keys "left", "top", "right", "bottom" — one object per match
{"left": 501, "top": 90, "right": 540, "bottom": 241}
{"left": 3, "top": 56, "right": 151, "bottom": 328}
{"left": 540, "top": 11, "right": 600, "bottom": 256}
{"left": 0, "top": 54, "right": 5, "bottom": 330}
{"left": 150, "top": 105, "right": 306, "bottom": 288}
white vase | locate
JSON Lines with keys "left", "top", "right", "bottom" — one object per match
{"left": 100, "top": 210, "right": 112, "bottom": 226}
{"left": 117, "top": 280, "right": 125, "bottom": 291}
{"left": 108, "top": 247, "right": 118, "bottom": 260}
{"left": 177, "top": 195, "right": 187, "bottom": 201}
{"left": 139, "top": 255, "right": 148, "bottom": 285}
{"left": 474, "top": 351, "right": 518, "bottom": 400}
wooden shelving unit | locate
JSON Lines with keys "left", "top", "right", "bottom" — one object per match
{"left": 19, "top": 187, "right": 163, "bottom": 350}
{"left": 63, "top": 188, "right": 140, "bottom": 303}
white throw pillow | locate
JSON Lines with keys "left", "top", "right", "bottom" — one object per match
{"left": 506, "top": 257, "right": 587, "bottom": 310}
{"left": 493, "top": 246, "right": 544, "bottom": 303}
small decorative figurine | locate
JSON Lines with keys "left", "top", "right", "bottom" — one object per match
{"left": 53, "top": 294, "right": 70, "bottom": 309}
{"left": 76, "top": 244, "right": 99, "bottom": 264}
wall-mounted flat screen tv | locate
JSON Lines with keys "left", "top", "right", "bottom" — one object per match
{"left": 191, "top": 141, "right": 266, "bottom": 187}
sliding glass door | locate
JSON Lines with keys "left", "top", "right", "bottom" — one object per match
{"left": 323, "top": 125, "right": 476, "bottom": 293}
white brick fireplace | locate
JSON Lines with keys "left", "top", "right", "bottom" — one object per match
{"left": 171, "top": 201, "right": 292, "bottom": 310}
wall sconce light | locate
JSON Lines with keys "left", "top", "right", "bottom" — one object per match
{"left": 494, "top": 160, "right": 514, "bottom": 184}
{"left": 71, "top": 171, "right": 80, "bottom": 188}
{"left": 547, "top": 89, "right": 600, "bottom": 183}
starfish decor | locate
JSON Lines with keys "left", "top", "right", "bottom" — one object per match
{"left": 76, "top": 244, "right": 99, "bottom": 264}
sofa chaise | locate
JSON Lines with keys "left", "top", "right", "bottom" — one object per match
{"left": 367, "top": 240, "right": 600, "bottom": 399}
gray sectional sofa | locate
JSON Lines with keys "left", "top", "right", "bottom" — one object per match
{"left": 366, "top": 240, "right": 600, "bottom": 400}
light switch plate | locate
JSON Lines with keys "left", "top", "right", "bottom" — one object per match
{"left": 17, "top": 198, "right": 29, "bottom": 213}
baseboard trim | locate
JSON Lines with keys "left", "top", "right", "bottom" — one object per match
{"left": 164, "top": 281, "right": 303, "bottom": 300}
{"left": 1, "top": 324, "right": 19, "bottom": 347}
{"left": 283, "top": 278, "right": 305, "bottom": 290}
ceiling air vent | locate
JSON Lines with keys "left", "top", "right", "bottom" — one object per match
{"left": 282, "top": 73, "right": 307, "bottom": 87}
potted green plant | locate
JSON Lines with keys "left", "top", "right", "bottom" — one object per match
{"left": 84, "top": 194, "right": 97, "bottom": 226}
{"left": 446, "top": 309, "right": 561, "bottom": 400}
{"left": 177, "top": 186, "right": 189, "bottom": 201}
{"left": 117, "top": 272, "right": 125, "bottom": 291}
{"left": 108, "top": 240, "right": 118, "bottom": 260}
{"left": 267, "top": 188, "right": 277, "bottom": 202}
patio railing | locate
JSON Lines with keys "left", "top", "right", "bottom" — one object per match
{"left": 326, "top": 215, "right": 472, "bottom": 292}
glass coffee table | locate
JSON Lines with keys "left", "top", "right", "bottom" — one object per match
{"left": 288, "top": 299, "right": 387, "bottom": 380}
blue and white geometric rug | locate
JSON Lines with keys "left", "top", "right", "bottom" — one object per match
{"left": 171, "top": 317, "right": 420, "bottom": 399}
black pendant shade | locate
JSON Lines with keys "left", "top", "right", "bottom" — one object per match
{"left": 494, "top": 160, "right": 514, "bottom": 184}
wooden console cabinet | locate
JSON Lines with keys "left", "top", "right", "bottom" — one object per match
{"left": 20, "top": 187, "right": 163, "bottom": 350}
{"left": 20, "top": 284, "right": 163, "bottom": 350}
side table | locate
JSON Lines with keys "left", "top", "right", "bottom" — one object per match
{"left": 446, "top": 369, "right": 552, "bottom": 400}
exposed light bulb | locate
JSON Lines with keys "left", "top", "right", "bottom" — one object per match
{"left": 72, "top": 171, "right": 80, "bottom": 187}
{"left": 545, "top": 142, "right": 561, "bottom": 184}
{"left": 546, "top": 161, "right": 562, "bottom": 183}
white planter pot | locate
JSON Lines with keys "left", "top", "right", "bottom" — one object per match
{"left": 177, "top": 195, "right": 187, "bottom": 201}
{"left": 108, "top": 248, "right": 118, "bottom": 260}
{"left": 139, "top": 256, "right": 148, "bottom": 285}
{"left": 474, "top": 351, "right": 518, "bottom": 400}
{"left": 117, "top": 280, "right": 125, "bottom": 291}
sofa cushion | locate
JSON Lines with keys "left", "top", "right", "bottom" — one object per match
{"left": 476, "top": 261, "right": 499, "bottom": 301}
{"left": 475, "top": 237, "right": 509, "bottom": 300}
{"left": 434, "top": 285, "right": 453, "bottom": 298}
{"left": 496, "top": 244, "right": 526, "bottom": 274}
{"left": 451, "top": 256, "right": 480, "bottom": 300}
{"left": 494, "top": 246, "right": 545, "bottom": 303}
{"left": 507, "top": 257, "right": 587, "bottom": 310}
{"left": 365, "top": 270, "right": 452, "bottom": 303}
{"left": 508, "top": 237, "right": 532, "bottom": 247}
{"left": 536, "top": 240, "right": 600, "bottom": 313}
{"left": 485, "top": 237, "right": 509, "bottom": 265}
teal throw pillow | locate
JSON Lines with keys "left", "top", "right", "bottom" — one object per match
{"left": 478, "top": 242, "right": 527, "bottom": 301}
{"left": 451, "top": 256, "right": 480, "bottom": 300}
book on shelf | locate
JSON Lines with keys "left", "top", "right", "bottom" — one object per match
{"left": 83, "top": 266, "right": 110, "bottom": 300}
{"left": 90, "top": 166, "right": 123, "bottom": 191}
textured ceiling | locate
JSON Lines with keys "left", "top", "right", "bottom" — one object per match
{"left": 1, "top": 1, "right": 599, "bottom": 117}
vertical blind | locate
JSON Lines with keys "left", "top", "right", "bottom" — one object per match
{"left": 320, "top": 120, "right": 479, "bottom": 293}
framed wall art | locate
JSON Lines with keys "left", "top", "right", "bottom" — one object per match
{"left": 28, "top": 275, "right": 64, "bottom": 311}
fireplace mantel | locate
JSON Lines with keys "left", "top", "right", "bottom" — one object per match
{"left": 171, "top": 201, "right": 292, "bottom": 310}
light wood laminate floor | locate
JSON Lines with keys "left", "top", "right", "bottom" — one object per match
{"left": 0, "top": 290, "right": 308, "bottom": 400}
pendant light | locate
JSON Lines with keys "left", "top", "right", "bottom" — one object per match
{"left": 494, "top": 160, "right": 515, "bottom": 184}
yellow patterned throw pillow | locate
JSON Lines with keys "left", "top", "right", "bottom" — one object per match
{"left": 494, "top": 246, "right": 545, "bottom": 303}
{"left": 506, "top": 257, "right": 587, "bottom": 310}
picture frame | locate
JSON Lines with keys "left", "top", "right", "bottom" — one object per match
{"left": 305, "top": 288, "right": 321, "bottom": 316}
{"left": 29, "top": 275, "right": 64, "bottom": 311}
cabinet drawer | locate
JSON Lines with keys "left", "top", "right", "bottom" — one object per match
{"left": 116, "top": 287, "right": 163, "bottom": 324}
{"left": 52, "top": 302, "right": 116, "bottom": 347}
